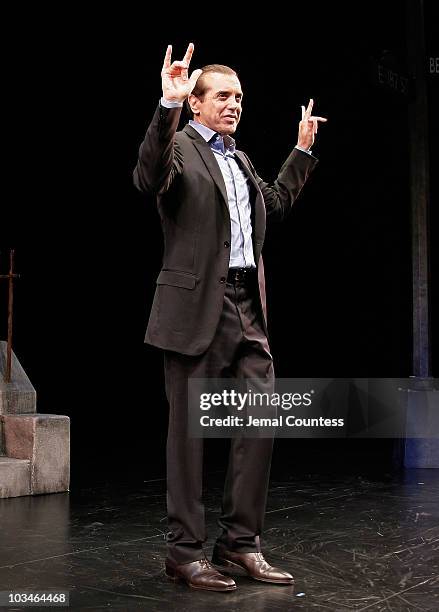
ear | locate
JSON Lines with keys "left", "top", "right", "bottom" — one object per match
{"left": 188, "top": 93, "right": 201, "bottom": 116}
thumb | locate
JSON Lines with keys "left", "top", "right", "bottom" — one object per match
{"left": 301, "top": 105, "right": 305, "bottom": 120}
{"left": 188, "top": 69, "right": 203, "bottom": 92}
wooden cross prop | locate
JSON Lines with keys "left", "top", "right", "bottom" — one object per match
{"left": 0, "top": 250, "right": 20, "bottom": 383}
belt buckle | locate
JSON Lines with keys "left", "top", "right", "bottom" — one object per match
{"left": 235, "top": 268, "right": 248, "bottom": 283}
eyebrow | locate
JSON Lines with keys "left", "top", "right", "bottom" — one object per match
{"left": 215, "top": 90, "right": 243, "bottom": 98}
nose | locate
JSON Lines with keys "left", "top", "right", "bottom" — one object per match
{"left": 227, "top": 99, "right": 240, "bottom": 113}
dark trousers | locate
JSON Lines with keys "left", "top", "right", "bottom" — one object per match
{"left": 164, "top": 279, "right": 275, "bottom": 565}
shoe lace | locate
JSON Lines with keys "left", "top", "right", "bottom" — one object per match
{"left": 199, "top": 558, "right": 213, "bottom": 570}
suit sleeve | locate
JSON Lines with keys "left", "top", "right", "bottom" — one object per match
{"left": 243, "top": 148, "right": 319, "bottom": 221}
{"left": 133, "top": 104, "right": 184, "bottom": 196}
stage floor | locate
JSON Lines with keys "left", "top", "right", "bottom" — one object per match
{"left": 0, "top": 470, "right": 438, "bottom": 610}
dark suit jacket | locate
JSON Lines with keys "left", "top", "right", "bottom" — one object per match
{"left": 133, "top": 103, "right": 318, "bottom": 356}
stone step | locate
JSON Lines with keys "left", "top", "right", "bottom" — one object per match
{"left": 0, "top": 344, "right": 70, "bottom": 498}
{"left": 0, "top": 456, "right": 31, "bottom": 498}
{"left": 1, "top": 414, "right": 70, "bottom": 496}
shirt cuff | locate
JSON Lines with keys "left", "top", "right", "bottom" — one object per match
{"left": 295, "top": 145, "right": 313, "bottom": 156}
{"left": 160, "top": 97, "right": 184, "bottom": 108}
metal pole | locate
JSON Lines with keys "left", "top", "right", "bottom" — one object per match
{"left": 406, "top": 0, "right": 431, "bottom": 379}
{"left": 0, "top": 250, "right": 19, "bottom": 383}
{"left": 6, "top": 250, "right": 15, "bottom": 383}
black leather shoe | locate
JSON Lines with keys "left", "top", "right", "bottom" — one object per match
{"left": 165, "top": 557, "right": 237, "bottom": 591}
{"left": 212, "top": 543, "right": 294, "bottom": 584}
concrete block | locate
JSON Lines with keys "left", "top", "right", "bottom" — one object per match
{"left": 0, "top": 342, "right": 36, "bottom": 415}
{"left": 404, "top": 387, "right": 439, "bottom": 468}
{"left": 0, "top": 456, "right": 31, "bottom": 498}
{"left": 2, "top": 414, "right": 70, "bottom": 494}
{"left": 405, "top": 439, "right": 439, "bottom": 468}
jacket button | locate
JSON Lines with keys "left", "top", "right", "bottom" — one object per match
{"left": 220, "top": 277, "right": 226, "bottom": 283}
{"left": 224, "top": 241, "right": 230, "bottom": 248}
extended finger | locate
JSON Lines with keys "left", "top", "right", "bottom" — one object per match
{"left": 301, "top": 105, "right": 305, "bottom": 120}
{"left": 309, "top": 116, "right": 328, "bottom": 122}
{"left": 183, "top": 42, "right": 194, "bottom": 66}
{"left": 304, "top": 98, "right": 314, "bottom": 120}
{"left": 162, "top": 45, "right": 172, "bottom": 71}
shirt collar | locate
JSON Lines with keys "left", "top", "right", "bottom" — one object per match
{"left": 188, "top": 120, "right": 216, "bottom": 142}
{"left": 188, "top": 120, "right": 236, "bottom": 154}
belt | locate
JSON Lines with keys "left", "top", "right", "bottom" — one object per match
{"left": 227, "top": 267, "right": 257, "bottom": 285}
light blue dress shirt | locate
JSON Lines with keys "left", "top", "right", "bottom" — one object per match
{"left": 160, "top": 97, "right": 313, "bottom": 268}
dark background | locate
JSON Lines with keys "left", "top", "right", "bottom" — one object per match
{"left": 1, "top": 2, "right": 438, "bottom": 485}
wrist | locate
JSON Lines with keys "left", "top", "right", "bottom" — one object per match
{"left": 295, "top": 144, "right": 313, "bottom": 156}
{"left": 162, "top": 94, "right": 185, "bottom": 104}
{"left": 161, "top": 96, "right": 184, "bottom": 109}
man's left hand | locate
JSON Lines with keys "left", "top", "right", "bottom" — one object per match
{"left": 297, "top": 98, "right": 327, "bottom": 150}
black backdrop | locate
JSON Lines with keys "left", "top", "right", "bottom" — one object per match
{"left": 1, "top": 2, "right": 438, "bottom": 485}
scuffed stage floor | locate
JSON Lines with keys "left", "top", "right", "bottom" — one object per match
{"left": 0, "top": 470, "right": 438, "bottom": 610}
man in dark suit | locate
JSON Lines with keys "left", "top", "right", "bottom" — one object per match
{"left": 134, "top": 43, "right": 326, "bottom": 592}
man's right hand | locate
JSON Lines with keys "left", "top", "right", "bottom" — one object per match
{"left": 161, "top": 42, "right": 202, "bottom": 103}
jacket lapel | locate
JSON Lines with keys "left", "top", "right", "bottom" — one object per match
{"left": 234, "top": 150, "right": 259, "bottom": 192}
{"left": 183, "top": 124, "right": 229, "bottom": 210}
{"left": 234, "top": 150, "right": 266, "bottom": 260}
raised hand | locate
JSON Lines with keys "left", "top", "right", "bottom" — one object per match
{"left": 297, "top": 99, "right": 327, "bottom": 150}
{"left": 161, "top": 42, "right": 203, "bottom": 103}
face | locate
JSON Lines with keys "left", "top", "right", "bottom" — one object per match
{"left": 189, "top": 72, "right": 243, "bottom": 135}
